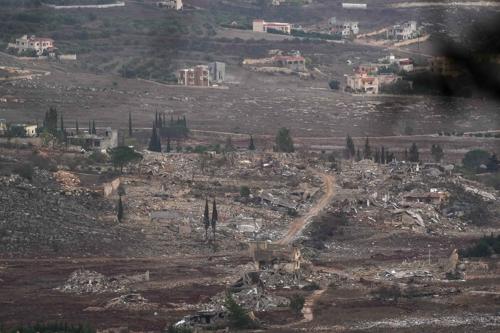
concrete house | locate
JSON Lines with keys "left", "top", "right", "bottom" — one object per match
{"left": 13, "top": 124, "right": 38, "bottom": 137}
{"left": 12, "top": 35, "right": 57, "bottom": 55}
{"left": 178, "top": 65, "right": 210, "bottom": 86}
{"left": 249, "top": 241, "right": 302, "bottom": 272}
{"left": 253, "top": 19, "right": 291, "bottom": 34}
{"left": 275, "top": 51, "right": 306, "bottom": 71}
{"left": 387, "top": 21, "right": 418, "bottom": 40}
{"left": 346, "top": 71, "right": 379, "bottom": 94}
{"left": 208, "top": 62, "right": 225, "bottom": 84}
{"left": 0, "top": 119, "right": 6, "bottom": 134}
{"left": 157, "top": 0, "right": 182, "bottom": 10}
{"left": 328, "top": 17, "right": 359, "bottom": 37}
{"left": 428, "top": 56, "right": 459, "bottom": 77}
{"left": 68, "top": 128, "right": 118, "bottom": 151}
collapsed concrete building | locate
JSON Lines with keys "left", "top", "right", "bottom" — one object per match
{"left": 249, "top": 241, "right": 302, "bottom": 272}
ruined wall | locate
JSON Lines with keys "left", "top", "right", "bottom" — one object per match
{"left": 58, "top": 54, "right": 77, "bottom": 61}
{"left": 394, "top": 34, "right": 430, "bottom": 47}
{"left": 42, "top": 2, "right": 125, "bottom": 9}
{"left": 357, "top": 28, "right": 387, "bottom": 39}
{"left": 0, "top": 137, "right": 41, "bottom": 146}
{"left": 103, "top": 177, "right": 121, "bottom": 197}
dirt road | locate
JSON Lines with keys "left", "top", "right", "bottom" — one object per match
{"left": 278, "top": 166, "right": 336, "bottom": 245}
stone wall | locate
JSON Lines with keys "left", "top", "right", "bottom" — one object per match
{"left": 41, "top": 1, "right": 125, "bottom": 9}
{"left": 394, "top": 34, "right": 430, "bottom": 47}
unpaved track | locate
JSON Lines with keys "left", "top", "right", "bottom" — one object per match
{"left": 278, "top": 166, "right": 336, "bottom": 245}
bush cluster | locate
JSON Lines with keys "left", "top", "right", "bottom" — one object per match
{"left": 458, "top": 234, "right": 500, "bottom": 257}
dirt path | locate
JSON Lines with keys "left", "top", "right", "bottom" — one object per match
{"left": 278, "top": 166, "right": 336, "bottom": 245}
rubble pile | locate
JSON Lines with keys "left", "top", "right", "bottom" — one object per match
{"left": 105, "top": 293, "right": 157, "bottom": 310}
{"left": 57, "top": 269, "right": 132, "bottom": 294}
{"left": 53, "top": 171, "right": 102, "bottom": 195}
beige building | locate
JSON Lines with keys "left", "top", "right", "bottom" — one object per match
{"left": 428, "top": 56, "right": 459, "bottom": 77}
{"left": 253, "top": 19, "right": 291, "bottom": 34}
{"left": 13, "top": 35, "right": 57, "bottom": 55}
{"left": 178, "top": 65, "right": 210, "bottom": 86}
{"left": 275, "top": 51, "right": 306, "bottom": 71}
{"left": 387, "top": 21, "right": 418, "bottom": 40}
{"left": 347, "top": 71, "right": 379, "bottom": 94}
{"left": 249, "top": 241, "right": 302, "bottom": 272}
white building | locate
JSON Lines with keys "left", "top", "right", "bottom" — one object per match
{"left": 328, "top": 17, "right": 359, "bottom": 37}
{"left": 387, "top": 21, "right": 418, "bottom": 41}
{"left": 253, "top": 20, "right": 291, "bottom": 34}
{"left": 13, "top": 35, "right": 57, "bottom": 55}
{"left": 157, "top": 0, "right": 182, "bottom": 10}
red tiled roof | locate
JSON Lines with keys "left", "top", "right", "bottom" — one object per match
{"left": 399, "top": 60, "right": 412, "bottom": 63}
{"left": 253, "top": 19, "right": 265, "bottom": 22}
{"left": 275, "top": 56, "right": 305, "bottom": 61}
{"left": 355, "top": 71, "right": 367, "bottom": 74}
{"left": 362, "top": 78, "right": 376, "bottom": 82}
{"left": 384, "top": 75, "right": 397, "bottom": 78}
{"left": 47, "top": 46, "right": 58, "bottom": 50}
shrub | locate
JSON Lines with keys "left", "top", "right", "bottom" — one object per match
{"left": 240, "top": 186, "right": 251, "bottom": 197}
{"left": 287, "top": 208, "right": 298, "bottom": 217}
{"left": 308, "top": 281, "right": 321, "bottom": 290}
{"left": 485, "top": 132, "right": 493, "bottom": 137}
{"left": 13, "top": 164, "right": 34, "bottom": 180}
{"left": 328, "top": 80, "right": 340, "bottom": 90}
{"left": 289, "top": 293, "right": 305, "bottom": 318}
{"left": 226, "top": 293, "right": 259, "bottom": 329}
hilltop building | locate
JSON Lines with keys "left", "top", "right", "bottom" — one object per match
{"left": 157, "top": 0, "right": 182, "bottom": 10}
{"left": 347, "top": 71, "right": 379, "bottom": 94}
{"left": 208, "top": 62, "right": 225, "bottom": 84}
{"left": 253, "top": 19, "right": 291, "bottom": 34}
{"left": 387, "top": 21, "right": 418, "bottom": 41}
{"left": 11, "top": 35, "right": 57, "bottom": 55}
{"left": 178, "top": 62, "right": 226, "bottom": 86}
{"left": 275, "top": 51, "right": 306, "bottom": 71}
{"left": 328, "top": 17, "right": 359, "bottom": 37}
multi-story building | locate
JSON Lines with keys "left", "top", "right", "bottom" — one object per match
{"left": 253, "top": 20, "right": 291, "bottom": 34}
{"left": 428, "top": 56, "right": 459, "bottom": 77}
{"left": 157, "top": 0, "right": 182, "bottom": 10}
{"left": 178, "top": 65, "right": 210, "bottom": 86}
{"left": 13, "top": 35, "right": 57, "bottom": 55}
{"left": 328, "top": 17, "right": 359, "bottom": 37}
{"left": 208, "top": 62, "right": 225, "bottom": 84}
{"left": 346, "top": 71, "right": 379, "bottom": 94}
{"left": 387, "top": 21, "right": 418, "bottom": 41}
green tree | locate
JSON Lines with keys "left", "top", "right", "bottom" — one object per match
{"left": 381, "top": 146, "right": 385, "bottom": 164}
{"left": 487, "top": 153, "right": 499, "bottom": 172}
{"left": 409, "top": 142, "right": 419, "bottom": 162}
{"left": 363, "top": 137, "right": 372, "bottom": 159}
{"left": 305, "top": 57, "right": 312, "bottom": 69}
{"left": 249, "top": 135, "right": 255, "bottom": 150}
{"left": 92, "top": 120, "right": 96, "bottom": 134}
{"left": 148, "top": 123, "right": 161, "bottom": 152}
{"left": 45, "top": 107, "right": 58, "bottom": 133}
{"left": 211, "top": 199, "right": 218, "bottom": 240}
{"left": 129, "top": 112, "right": 133, "bottom": 137}
{"left": 462, "top": 149, "right": 490, "bottom": 172}
{"left": 117, "top": 196, "right": 123, "bottom": 222}
{"left": 225, "top": 293, "right": 259, "bottom": 329}
{"left": 274, "top": 127, "right": 294, "bottom": 153}
{"left": 431, "top": 144, "right": 444, "bottom": 163}
{"left": 204, "top": 198, "right": 210, "bottom": 239}
{"left": 225, "top": 136, "right": 235, "bottom": 152}
{"left": 403, "top": 122, "right": 414, "bottom": 135}
{"left": 117, "top": 183, "right": 126, "bottom": 197}
{"left": 345, "top": 134, "right": 355, "bottom": 158}
{"left": 240, "top": 186, "right": 251, "bottom": 197}
{"left": 60, "top": 113, "right": 64, "bottom": 132}
{"left": 289, "top": 293, "right": 305, "bottom": 318}
{"left": 166, "top": 135, "right": 172, "bottom": 153}
{"left": 356, "top": 147, "right": 361, "bottom": 161}
{"left": 88, "top": 120, "right": 91, "bottom": 134}
{"left": 108, "top": 146, "right": 143, "bottom": 173}
{"left": 75, "top": 118, "right": 79, "bottom": 135}
{"left": 328, "top": 80, "right": 340, "bottom": 90}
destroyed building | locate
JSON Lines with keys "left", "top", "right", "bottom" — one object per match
{"left": 67, "top": 128, "right": 118, "bottom": 152}
{"left": 249, "top": 241, "right": 301, "bottom": 272}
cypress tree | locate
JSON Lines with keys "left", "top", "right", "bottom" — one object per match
{"left": 155, "top": 110, "right": 159, "bottom": 128}
{"left": 163, "top": 113, "right": 166, "bottom": 128}
{"left": 117, "top": 196, "right": 123, "bottom": 222}
{"left": 148, "top": 123, "right": 161, "bottom": 152}
{"left": 381, "top": 146, "right": 385, "bottom": 164}
{"left": 171, "top": 115, "right": 174, "bottom": 125}
{"left": 166, "top": 135, "right": 171, "bottom": 153}
{"left": 129, "top": 112, "right": 132, "bottom": 137}
{"left": 357, "top": 147, "right": 361, "bottom": 161}
{"left": 345, "top": 134, "right": 355, "bottom": 158}
{"left": 212, "top": 199, "right": 218, "bottom": 240}
{"left": 363, "top": 137, "right": 372, "bottom": 159}
{"left": 88, "top": 120, "right": 91, "bottom": 134}
{"left": 249, "top": 135, "right": 255, "bottom": 150}
{"left": 183, "top": 115, "right": 186, "bottom": 127}
{"left": 60, "top": 114, "right": 64, "bottom": 132}
{"left": 76, "top": 119, "right": 79, "bottom": 135}
{"left": 204, "top": 198, "right": 210, "bottom": 239}
{"left": 409, "top": 142, "right": 419, "bottom": 162}
{"left": 92, "top": 120, "right": 96, "bottom": 134}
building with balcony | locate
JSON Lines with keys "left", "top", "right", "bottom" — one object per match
{"left": 328, "top": 17, "right": 359, "bottom": 37}
{"left": 178, "top": 65, "right": 210, "bottom": 86}
{"left": 387, "top": 21, "right": 418, "bottom": 41}
{"left": 12, "top": 35, "right": 57, "bottom": 55}
{"left": 346, "top": 71, "right": 379, "bottom": 94}
{"left": 428, "top": 56, "right": 459, "bottom": 77}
